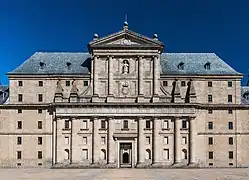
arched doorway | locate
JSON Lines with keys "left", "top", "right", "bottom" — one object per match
{"left": 123, "top": 152, "right": 129, "bottom": 164}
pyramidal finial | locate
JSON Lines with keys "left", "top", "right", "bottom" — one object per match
{"left": 123, "top": 13, "right": 128, "bottom": 30}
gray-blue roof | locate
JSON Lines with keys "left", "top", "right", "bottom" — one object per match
{"left": 8, "top": 52, "right": 91, "bottom": 75}
{"left": 160, "top": 53, "right": 241, "bottom": 75}
{"left": 8, "top": 52, "right": 241, "bottom": 76}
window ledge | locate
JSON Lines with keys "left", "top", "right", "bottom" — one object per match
{"left": 121, "top": 128, "right": 129, "bottom": 131}
{"left": 62, "top": 128, "right": 71, "bottom": 131}
{"left": 144, "top": 128, "right": 152, "bottom": 131}
{"left": 99, "top": 128, "right": 107, "bottom": 131}
{"left": 80, "top": 128, "right": 89, "bottom": 131}
{"left": 162, "top": 128, "right": 170, "bottom": 131}
{"left": 180, "top": 128, "right": 188, "bottom": 131}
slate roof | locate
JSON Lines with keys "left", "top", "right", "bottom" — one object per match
{"left": 8, "top": 52, "right": 91, "bottom": 75}
{"left": 8, "top": 52, "right": 241, "bottom": 76}
{"left": 160, "top": 53, "right": 241, "bottom": 75}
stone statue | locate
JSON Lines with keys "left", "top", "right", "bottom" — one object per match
{"left": 123, "top": 60, "right": 129, "bottom": 74}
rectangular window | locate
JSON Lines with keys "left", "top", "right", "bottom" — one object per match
{"left": 17, "top": 121, "right": 22, "bottom": 129}
{"left": 228, "top": 122, "right": 233, "bottom": 130}
{"left": 38, "top": 121, "right": 42, "bottom": 129}
{"left": 18, "top": 94, "right": 23, "bottom": 102}
{"left": 146, "top": 120, "right": 151, "bottom": 129}
{"left": 163, "top": 149, "right": 169, "bottom": 159}
{"left": 208, "top": 81, "right": 212, "bottom": 87}
{"left": 83, "top": 81, "right": 88, "bottom": 86}
{"left": 101, "top": 137, "right": 105, "bottom": 145}
{"left": 228, "top": 95, "right": 232, "bottom": 103}
{"left": 38, "top": 94, "right": 43, "bottom": 102}
{"left": 18, "top": 81, "right": 23, "bottom": 87}
{"left": 38, "top": 137, "right": 42, "bottom": 145}
{"left": 208, "top": 122, "right": 213, "bottom": 130}
{"left": 228, "top": 109, "right": 233, "bottom": 114}
{"left": 82, "top": 120, "right": 87, "bottom": 129}
{"left": 65, "top": 137, "right": 69, "bottom": 144}
{"left": 164, "top": 137, "right": 168, "bottom": 144}
{"left": 208, "top": 95, "right": 212, "bottom": 102}
{"left": 38, "top": 81, "right": 43, "bottom": 87}
{"left": 101, "top": 120, "right": 106, "bottom": 129}
{"left": 209, "top": 151, "right": 213, "bottom": 159}
{"left": 208, "top": 109, "right": 213, "bottom": 114}
{"left": 182, "top": 137, "right": 187, "bottom": 144}
{"left": 163, "top": 81, "right": 168, "bottom": 86}
{"left": 38, "top": 151, "right": 42, "bottom": 159}
{"left": 208, "top": 137, "right": 213, "bottom": 145}
{"left": 229, "top": 137, "right": 233, "bottom": 145}
{"left": 229, "top": 151, "right": 233, "bottom": 159}
{"left": 182, "top": 120, "right": 187, "bottom": 129}
{"left": 82, "top": 137, "right": 87, "bottom": 145}
{"left": 181, "top": 81, "right": 186, "bottom": 87}
{"left": 163, "top": 120, "right": 169, "bottom": 129}
{"left": 146, "top": 136, "right": 150, "bottom": 144}
{"left": 123, "top": 120, "right": 128, "bottom": 129}
{"left": 66, "top": 81, "right": 70, "bottom": 86}
{"left": 65, "top": 120, "right": 70, "bottom": 129}
{"left": 18, "top": 109, "right": 22, "bottom": 113}
{"left": 17, "top": 151, "right": 22, "bottom": 159}
{"left": 17, "top": 137, "right": 22, "bottom": 145}
{"left": 38, "top": 109, "right": 42, "bottom": 114}
{"left": 228, "top": 81, "right": 233, "bottom": 87}
{"left": 82, "top": 149, "right": 88, "bottom": 160}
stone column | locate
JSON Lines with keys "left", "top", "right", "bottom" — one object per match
{"left": 70, "top": 118, "right": 73, "bottom": 164}
{"left": 174, "top": 117, "right": 181, "bottom": 164}
{"left": 108, "top": 117, "right": 115, "bottom": 164}
{"left": 153, "top": 56, "right": 160, "bottom": 95}
{"left": 153, "top": 117, "right": 160, "bottom": 164}
{"left": 52, "top": 118, "right": 57, "bottom": 165}
{"left": 93, "top": 56, "right": 98, "bottom": 96}
{"left": 138, "top": 56, "right": 143, "bottom": 95}
{"left": 138, "top": 117, "right": 144, "bottom": 164}
{"left": 108, "top": 56, "right": 114, "bottom": 96}
{"left": 91, "top": 117, "right": 96, "bottom": 164}
{"left": 189, "top": 117, "right": 196, "bottom": 164}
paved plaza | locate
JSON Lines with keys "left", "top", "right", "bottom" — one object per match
{"left": 0, "top": 168, "right": 248, "bottom": 180}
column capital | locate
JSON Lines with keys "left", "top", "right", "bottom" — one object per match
{"left": 137, "top": 55, "right": 144, "bottom": 59}
{"left": 107, "top": 117, "right": 114, "bottom": 120}
{"left": 137, "top": 116, "right": 144, "bottom": 120}
{"left": 90, "top": 116, "right": 98, "bottom": 121}
{"left": 153, "top": 117, "right": 159, "bottom": 120}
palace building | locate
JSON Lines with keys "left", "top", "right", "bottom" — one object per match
{"left": 0, "top": 22, "right": 249, "bottom": 168}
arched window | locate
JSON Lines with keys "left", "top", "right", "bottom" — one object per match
{"left": 64, "top": 149, "right": 69, "bottom": 160}
{"left": 145, "top": 149, "right": 151, "bottom": 160}
{"left": 177, "top": 62, "right": 184, "bottom": 70}
{"left": 204, "top": 62, "right": 211, "bottom": 70}
{"left": 182, "top": 149, "right": 187, "bottom": 160}
{"left": 101, "top": 149, "right": 106, "bottom": 160}
{"left": 243, "top": 92, "right": 249, "bottom": 101}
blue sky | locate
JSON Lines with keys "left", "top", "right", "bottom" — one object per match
{"left": 0, "top": 0, "right": 249, "bottom": 85}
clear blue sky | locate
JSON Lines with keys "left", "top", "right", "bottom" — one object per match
{"left": 0, "top": 0, "right": 249, "bottom": 85}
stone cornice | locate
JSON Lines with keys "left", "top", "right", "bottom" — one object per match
{"left": 0, "top": 102, "right": 249, "bottom": 110}
{"left": 160, "top": 74, "right": 243, "bottom": 79}
{"left": 0, "top": 132, "right": 52, "bottom": 135}
{"left": 7, "top": 74, "right": 91, "bottom": 79}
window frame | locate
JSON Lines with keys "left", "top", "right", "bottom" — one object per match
{"left": 66, "top": 81, "right": 70, "bottom": 86}
{"left": 18, "top": 81, "right": 23, "bottom": 87}
{"left": 228, "top": 95, "right": 233, "bottom": 103}
{"left": 38, "top": 121, "right": 42, "bottom": 129}
{"left": 83, "top": 81, "right": 88, "bottom": 87}
{"left": 208, "top": 137, "right": 213, "bottom": 145}
{"left": 38, "top": 81, "right": 43, "bottom": 87}
{"left": 208, "top": 122, "right": 213, "bottom": 130}
{"left": 228, "top": 122, "right": 233, "bottom": 130}
{"left": 18, "top": 94, "right": 23, "bottom": 102}
{"left": 208, "top": 95, "right": 212, "bottom": 102}
{"left": 208, "top": 151, "right": 213, "bottom": 159}
{"left": 208, "top": 81, "right": 212, "bottom": 87}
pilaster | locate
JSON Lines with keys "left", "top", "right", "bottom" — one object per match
{"left": 152, "top": 56, "right": 160, "bottom": 102}
{"left": 174, "top": 117, "right": 181, "bottom": 164}
{"left": 92, "top": 56, "right": 99, "bottom": 102}
{"left": 108, "top": 117, "right": 115, "bottom": 164}
{"left": 189, "top": 117, "right": 196, "bottom": 165}
{"left": 152, "top": 117, "right": 160, "bottom": 164}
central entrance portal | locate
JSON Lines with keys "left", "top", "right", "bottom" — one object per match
{"left": 120, "top": 143, "right": 132, "bottom": 168}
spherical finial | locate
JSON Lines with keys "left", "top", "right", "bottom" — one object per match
{"left": 153, "top": 33, "right": 158, "bottom": 39}
{"left": 93, "top": 33, "right": 99, "bottom": 38}
{"left": 124, "top": 21, "right": 128, "bottom": 26}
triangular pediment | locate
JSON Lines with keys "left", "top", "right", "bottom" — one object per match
{"left": 88, "top": 29, "right": 164, "bottom": 50}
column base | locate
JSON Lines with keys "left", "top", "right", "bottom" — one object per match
{"left": 137, "top": 95, "right": 146, "bottom": 103}
{"left": 152, "top": 94, "right": 160, "bottom": 102}
{"left": 106, "top": 95, "right": 115, "bottom": 102}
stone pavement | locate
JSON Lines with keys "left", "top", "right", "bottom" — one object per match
{"left": 0, "top": 168, "right": 248, "bottom": 180}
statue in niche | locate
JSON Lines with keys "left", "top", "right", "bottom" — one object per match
{"left": 123, "top": 60, "right": 129, "bottom": 74}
